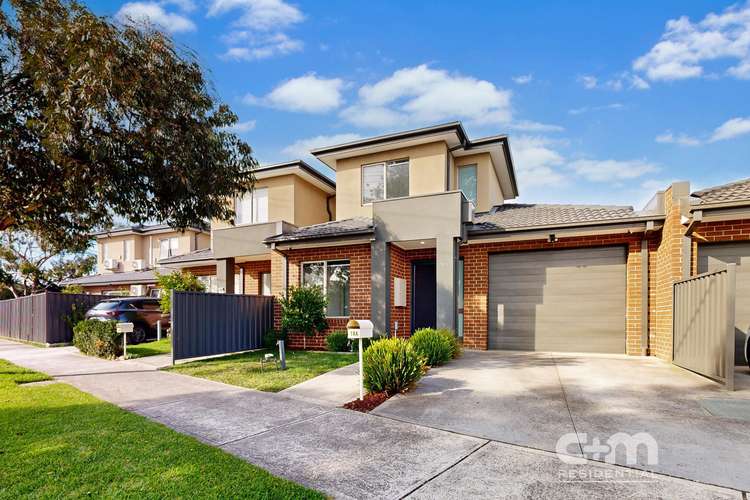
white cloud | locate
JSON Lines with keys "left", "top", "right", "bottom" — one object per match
{"left": 709, "top": 117, "right": 750, "bottom": 142}
{"left": 222, "top": 33, "right": 302, "bottom": 60}
{"left": 578, "top": 75, "right": 599, "bottom": 89}
{"left": 507, "top": 120, "right": 564, "bottom": 133}
{"left": 207, "top": 0, "right": 304, "bottom": 30}
{"left": 163, "top": 0, "right": 196, "bottom": 11}
{"left": 116, "top": 2, "right": 196, "bottom": 33}
{"left": 512, "top": 74, "right": 533, "bottom": 84}
{"left": 210, "top": 0, "right": 304, "bottom": 61}
{"left": 633, "top": 2, "right": 750, "bottom": 81}
{"left": 511, "top": 136, "right": 568, "bottom": 187}
{"left": 579, "top": 72, "right": 649, "bottom": 91}
{"left": 225, "top": 120, "right": 256, "bottom": 133}
{"left": 655, "top": 131, "right": 701, "bottom": 146}
{"left": 282, "top": 133, "right": 363, "bottom": 160}
{"left": 568, "top": 159, "right": 660, "bottom": 182}
{"left": 340, "top": 65, "right": 512, "bottom": 128}
{"left": 568, "top": 103, "right": 624, "bottom": 115}
{"left": 245, "top": 74, "right": 344, "bottom": 113}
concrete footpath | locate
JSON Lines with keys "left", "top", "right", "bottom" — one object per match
{"left": 1, "top": 339, "right": 744, "bottom": 500}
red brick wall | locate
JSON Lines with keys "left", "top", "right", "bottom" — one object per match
{"left": 690, "top": 219, "right": 750, "bottom": 274}
{"left": 238, "top": 260, "right": 271, "bottom": 295}
{"left": 459, "top": 233, "right": 646, "bottom": 354}
{"left": 388, "top": 245, "right": 436, "bottom": 338}
{"left": 274, "top": 244, "right": 371, "bottom": 349}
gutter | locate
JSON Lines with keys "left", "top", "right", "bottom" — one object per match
{"left": 467, "top": 215, "right": 665, "bottom": 237}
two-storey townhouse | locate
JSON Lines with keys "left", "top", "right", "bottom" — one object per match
{"left": 66, "top": 224, "right": 210, "bottom": 295}
{"left": 159, "top": 160, "right": 336, "bottom": 296}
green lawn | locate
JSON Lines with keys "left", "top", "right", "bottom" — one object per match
{"left": 127, "top": 337, "right": 171, "bottom": 358}
{"left": 0, "top": 359, "right": 323, "bottom": 499}
{"left": 167, "top": 349, "right": 357, "bottom": 392}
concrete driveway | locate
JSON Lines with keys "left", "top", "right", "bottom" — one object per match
{"left": 373, "top": 350, "right": 750, "bottom": 492}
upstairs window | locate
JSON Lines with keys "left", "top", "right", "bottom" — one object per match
{"left": 458, "top": 164, "right": 478, "bottom": 206}
{"left": 362, "top": 159, "right": 409, "bottom": 204}
{"left": 159, "top": 237, "right": 178, "bottom": 259}
{"left": 235, "top": 187, "right": 269, "bottom": 225}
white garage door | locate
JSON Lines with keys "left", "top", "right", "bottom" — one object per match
{"left": 488, "top": 247, "right": 627, "bottom": 353}
{"left": 698, "top": 242, "right": 750, "bottom": 365}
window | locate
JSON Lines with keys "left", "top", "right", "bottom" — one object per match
{"left": 261, "top": 272, "right": 272, "bottom": 296}
{"left": 102, "top": 243, "right": 109, "bottom": 261}
{"left": 301, "top": 260, "right": 350, "bottom": 317}
{"left": 362, "top": 159, "right": 409, "bottom": 204}
{"left": 235, "top": 187, "right": 269, "bottom": 225}
{"left": 159, "top": 237, "right": 178, "bottom": 259}
{"left": 197, "top": 275, "right": 218, "bottom": 293}
{"left": 458, "top": 164, "right": 478, "bottom": 206}
{"left": 123, "top": 240, "right": 134, "bottom": 262}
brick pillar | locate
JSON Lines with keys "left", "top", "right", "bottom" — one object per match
{"left": 216, "top": 257, "right": 235, "bottom": 294}
{"left": 650, "top": 182, "right": 690, "bottom": 360}
{"left": 270, "top": 250, "right": 287, "bottom": 330}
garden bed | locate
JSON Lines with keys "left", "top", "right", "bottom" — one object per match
{"left": 343, "top": 391, "right": 389, "bottom": 413}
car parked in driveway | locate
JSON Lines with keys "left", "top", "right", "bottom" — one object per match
{"left": 85, "top": 297, "right": 169, "bottom": 344}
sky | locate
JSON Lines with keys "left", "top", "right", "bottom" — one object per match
{"left": 92, "top": 0, "right": 749, "bottom": 210}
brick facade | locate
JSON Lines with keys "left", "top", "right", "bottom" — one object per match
{"left": 690, "top": 219, "right": 750, "bottom": 275}
{"left": 275, "top": 244, "right": 371, "bottom": 349}
{"left": 459, "top": 233, "right": 647, "bottom": 354}
{"left": 388, "top": 245, "right": 436, "bottom": 338}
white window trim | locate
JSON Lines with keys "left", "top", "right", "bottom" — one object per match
{"left": 361, "top": 158, "right": 409, "bottom": 205}
{"left": 235, "top": 187, "right": 269, "bottom": 226}
{"left": 159, "top": 237, "right": 179, "bottom": 259}
{"left": 300, "top": 259, "right": 351, "bottom": 318}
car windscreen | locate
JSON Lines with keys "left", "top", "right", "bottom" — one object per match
{"left": 91, "top": 301, "right": 120, "bottom": 311}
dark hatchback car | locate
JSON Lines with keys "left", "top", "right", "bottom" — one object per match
{"left": 85, "top": 297, "right": 169, "bottom": 343}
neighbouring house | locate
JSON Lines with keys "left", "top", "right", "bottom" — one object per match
{"left": 65, "top": 223, "right": 210, "bottom": 296}
{"left": 159, "top": 160, "right": 336, "bottom": 296}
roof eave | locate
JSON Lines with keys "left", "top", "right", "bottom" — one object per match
{"left": 467, "top": 215, "right": 665, "bottom": 236}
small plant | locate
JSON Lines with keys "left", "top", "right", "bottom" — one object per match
{"left": 155, "top": 270, "right": 206, "bottom": 314}
{"left": 409, "top": 328, "right": 457, "bottom": 366}
{"left": 262, "top": 329, "right": 287, "bottom": 349}
{"left": 63, "top": 300, "right": 87, "bottom": 332}
{"left": 73, "top": 319, "right": 122, "bottom": 359}
{"left": 349, "top": 337, "right": 372, "bottom": 352}
{"left": 325, "top": 331, "right": 349, "bottom": 352}
{"left": 61, "top": 285, "right": 85, "bottom": 294}
{"left": 363, "top": 338, "right": 425, "bottom": 394}
{"left": 437, "top": 328, "right": 463, "bottom": 359}
{"left": 278, "top": 285, "right": 327, "bottom": 349}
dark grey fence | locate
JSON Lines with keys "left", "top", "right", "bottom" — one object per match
{"left": 0, "top": 292, "right": 109, "bottom": 345}
{"left": 171, "top": 291, "right": 274, "bottom": 362}
{"left": 673, "top": 264, "right": 736, "bottom": 390}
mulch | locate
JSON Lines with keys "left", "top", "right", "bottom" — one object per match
{"left": 342, "top": 391, "right": 390, "bottom": 413}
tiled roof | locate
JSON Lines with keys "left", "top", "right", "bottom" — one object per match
{"left": 159, "top": 247, "right": 214, "bottom": 265}
{"left": 469, "top": 204, "right": 641, "bottom": 233}
{"left": 265, "top": 217, "right": 374, "bottom": 243}
{"left": 92, "top": 222, "right": 208, "bottom": 236}
{"left": 63, "top": 269, "right": 166, "bottom": 286}
{"left": 692, "top": 178, "right": 750, "bottom": 205}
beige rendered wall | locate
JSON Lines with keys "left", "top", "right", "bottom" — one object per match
{"left": 452, "top": 152, "right": 503, "bottom": 212}
{"left": 293, "top": 176, "right": 333, "bottom": 226}
{"left": 335, "top": 141, "right": 448, "bottom": 220}
{"left": 211, "top": 175, "right": 297, "bottom": 231}
{"left": 98, "top": 230, "right": 204, "bottom": 272}
{"left": 97, "top": 235, "right": 144, "bottom": 273}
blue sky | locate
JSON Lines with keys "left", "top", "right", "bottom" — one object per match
{"left": 93, "top": 0, "right": 749, "bottom": 209}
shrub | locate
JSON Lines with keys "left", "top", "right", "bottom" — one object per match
{"left": 363, "top": 338, "right": 425, "bottom": 394}
{"left": 325, "top": 331, "right": 349, "bottom": 352}
{"left": 262, "top": 329, "right": 287, "bottom": 349}
{"left": 155, "top": 270, "right": 206, "bottom": 314}
{"left": 349, "top": 337, "right": 372, "bottom": 352}
{"left": 73, "top": 320, "right": 122, "bottom": 359}
{"left": 409, "top": 328, "right": 455, "bottom": 366}
{"left": 436, "top": 328, "right": 462, "bottom": 359}
{"left": 278, "top": 285, "right": 327, "bottom": 349}
{"left": 61, "top": 285, "right": 85, "bottom": 294}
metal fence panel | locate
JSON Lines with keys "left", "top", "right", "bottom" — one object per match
{"left": 0, "top": 292, "right": 109, "bottom": 344}
{"left": 673, "top": 264, "right": 736, "bottom": 390}
{"left": 171, "top": 291, "right": 274, "bottom": 362}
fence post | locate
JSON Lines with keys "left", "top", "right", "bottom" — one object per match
{"left": 725, "top": 264, "right": 736, "bottom": 391}
{"left": 170, "top": 289, "right": 175, "bottom": 366}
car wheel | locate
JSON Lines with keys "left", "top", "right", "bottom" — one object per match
{"left": 129, "top": 325, "right": 147, "bottom": 344}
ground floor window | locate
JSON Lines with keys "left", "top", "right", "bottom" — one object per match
{"left": 301, "top": 260, "right": 350, "bottom": 317}
{"left": 261, "top": 272, "right": 272, "bottom": 296}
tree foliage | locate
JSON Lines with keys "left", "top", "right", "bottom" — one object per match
{"left": 0, "top": 0, "right": 256, "bottom": 249}
{"left": 278, "top": 285, "right": 328, "bottom": 349}
{"left": 0, "top": 231, "right": 96, "bottom": 297}
{"left": 155, "top": 269, "right": 205, "bottom": 313}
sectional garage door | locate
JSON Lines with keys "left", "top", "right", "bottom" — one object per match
{"left": 488, "top": 247, "right": 627, "bottom": 353}
{"left": 697, "top": 242, "right": 750, "bottom": 365}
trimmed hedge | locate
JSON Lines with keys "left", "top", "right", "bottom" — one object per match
{"left": 409, "top": 328, "right": 461, "bottom": 367}
{"left": 263, "top": 329, "right": 287, "bottom": 349}
{"left": 363, "top": 338, "right": 425, "bottom": 394}
{"left": 325, "top": 331, "right": 349, "bottom": 352}
{"left": 73, "top": 320, "right": 122, "bottom": 359}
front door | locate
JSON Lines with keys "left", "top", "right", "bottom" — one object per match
{"left": 411, "top": 260, "right": 436, "bottom": 332}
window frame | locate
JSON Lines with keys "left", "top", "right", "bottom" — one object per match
{"left": 159, "top": 237, "right": 179, "bottom": 259}
{"left": 457, "top": 163, "right": 478, "bottom": 206}
{"left": 361, "top": 158, "right": 410, "bottom": 205}
{"left": 235, "top": 187, "right": 269, "bottom": 225}
{"left": 300, "top": 259, "right": 351, "bottom": 318}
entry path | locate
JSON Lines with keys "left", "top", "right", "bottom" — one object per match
{"left": 1, "top": 339, "right": 743, "bottom": 499}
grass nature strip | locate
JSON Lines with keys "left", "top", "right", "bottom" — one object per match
{"left": 0, "top": 359, "right": 323, "bottom": 499}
